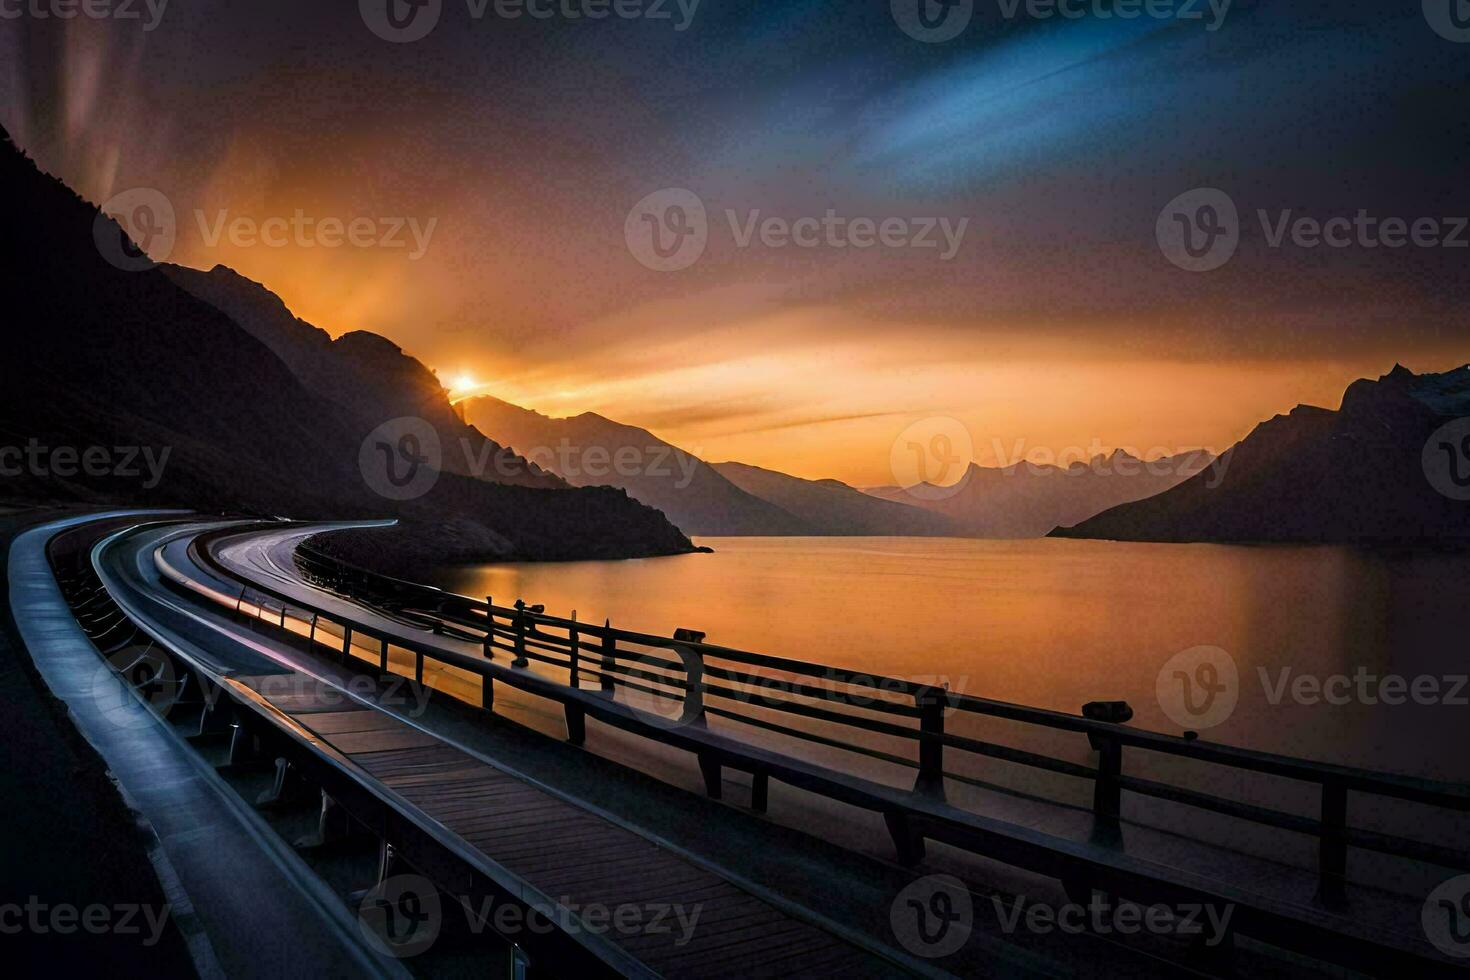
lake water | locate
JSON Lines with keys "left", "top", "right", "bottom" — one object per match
{"left": 428, "top": 536, "right": 1470, "bottom": 882}
{"left": 431, "top": 536, "right": 1470, "bottom": 783}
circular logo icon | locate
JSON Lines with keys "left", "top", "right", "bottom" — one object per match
{"left": 358, "top": 873, "right": 442, "bottom": 958}
{"left": 891, "top": 0, "right": 974, "bottom": 43}
{"left": 1156, "top": 645, "right": 1238, "bottom": 731}
{"left": 360, "top": 0, "right": 443, "bottom": 43}
{"left": 890, "top": 874, "right": 973, "bottom": 958}
{"left": 90, "top": 643, "right": 178, "bottom": 731}
{"left": 1423, "top": 418, "right": 1470, "bottom": 501}
{"left": 625, "top": 188, "right": 708, "bottom": 272}
{"left": 890, "top": 417, "right": 974, "bottom": 501}
{"left": 1156, "top": 188, "right": 1239, "bottom": 273}
{"left": 1424, "top": 875, "right": 1470, "bottom": 958}
{"left": 620, "top": 643, "right": 706, "bottom": 730}
{"left": 94, "top": 188, "right": 176, "bottom": 272}
{"left": 360, "top": 417, "right": 441, "bottom": 501}
{"left": 1424, "top": 1, "right": 1470, "bottom": 43}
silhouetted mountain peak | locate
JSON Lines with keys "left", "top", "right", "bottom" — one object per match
{"left": 1340, "top": 363, "right": 1470, "bottom": 420}
{"left": 1, "top": 125, "right": 687, "bottom": 563}
{"left": 333, "top": 329, "right": 408, "bottom": 360}
{"left": 1055, "top": 363, "right": 1470, "bottom": 544}
{"left": 712, "top": 461, "right": 958, "bottom": 536}
{"left": 462, "top": 397, "right": 813, "bottom": 536}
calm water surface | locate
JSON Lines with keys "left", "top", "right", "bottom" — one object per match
{"left": 431, "top": 536, "right": 1470, "bottom": 782}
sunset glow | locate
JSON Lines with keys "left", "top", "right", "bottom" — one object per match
{"left": 6, "top": 5, "right": 1465, "bottom": 489}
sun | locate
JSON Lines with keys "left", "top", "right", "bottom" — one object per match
{"left": 450, "top": 372, "right": 478, "bottom": 394}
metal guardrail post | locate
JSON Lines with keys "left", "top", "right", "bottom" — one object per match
{"left": 915, "top": 686, "right": 945, "bottom": 792}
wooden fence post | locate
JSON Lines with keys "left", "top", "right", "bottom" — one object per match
{"left": 915, "top": 686, "right": 945, "bottom": 792}
{"left": 600, "top": 622, "right": 615, "bottom": 694}
{"left": 568, "top": 610, "right": 580, "bottom": 689}
{"left": 1319, "top": 781, "right": 1348, "bottom": 906}
{"left": 379, "top": 637, "right": 389, "bottom": 674}
{"left": 341, "top": 626, "right": 352, "bottom": 661}
{"left": 512, "top": 600, "right": 529, "bottom": 668}
{"left": 1082, "top": 700, "right": 1132, "bottom": 836}
{"left": 482, "top": 597, "right": 494, "bottom": 661}
{"left": 308, "top": 613, "right": 318, "bottom": 645}
{"left": 1094, "top": 738, "right": 1123, "bottom": 823}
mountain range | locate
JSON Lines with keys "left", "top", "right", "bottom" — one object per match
{"left": 460, "top": 396, "right": 964, "bottom": 537}
{"left": 1053, "top": 365, "right": 1470, "bottom": 544}
{"left": 162, "top": 265, "right": 563, "bottom": 491}
{"left": 0, "top": 124, "right": 693, "bottom": 570}
{"left": 6, "top": 120, "right": 1465, "bottom": 554}
{"left": 710, "top": 461, "right": 957, "bottom": 536}
{"left": 460, "top": 397, "right": 812, "bottom": 536}
{"left": 864, "top": 451, "right": 1217, "bottom": 538}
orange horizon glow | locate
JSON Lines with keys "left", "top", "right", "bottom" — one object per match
{"left": 157, "top": 248, "right": 1461, "bottom": 490}
{"left": 430, "top": 342, "right": 1466, "bottom": 488}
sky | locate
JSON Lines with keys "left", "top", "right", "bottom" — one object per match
{"left": 4, "top": 0, "right": 1469, "bottom": 485}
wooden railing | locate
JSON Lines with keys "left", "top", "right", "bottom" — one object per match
{"left": 280, "top": 541, "right": 1470, "bottom": 896}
